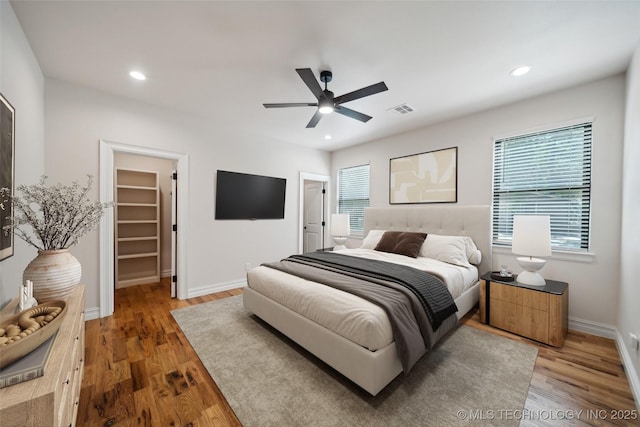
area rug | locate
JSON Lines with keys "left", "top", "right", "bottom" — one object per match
{"left": 172, "top": 295, "right": 537, "bottom": 427}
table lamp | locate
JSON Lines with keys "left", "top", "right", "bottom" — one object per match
{"left": 331, "top": 213, "right": 350, "bottom": 250}
{"left": 512, "top": 215, "right": 551, "bottom": 286}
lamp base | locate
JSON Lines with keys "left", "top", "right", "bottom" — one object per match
{"left": 516, "top": 256, "right": 547, "bottom": 286}
{"left": 516, "top": 270, "right": 546, "bottom": 286}
{"left": 332, "top": 236, "right": 347, "bottom": 251}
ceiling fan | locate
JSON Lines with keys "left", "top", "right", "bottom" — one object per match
{"left": 263, "top": 68, "right": 388, "bottom": 128}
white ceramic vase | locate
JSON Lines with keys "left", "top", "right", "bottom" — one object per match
{"left": 23, "top": 249, "right": 82, "bottom": 303}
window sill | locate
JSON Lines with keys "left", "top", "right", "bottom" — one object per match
{"left": 492, "top": 245, "right": 595, "bottom": 264}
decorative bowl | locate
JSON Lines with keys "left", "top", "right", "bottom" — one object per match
{"left": 0, "top": 300, "right": 67, "bottom": 369}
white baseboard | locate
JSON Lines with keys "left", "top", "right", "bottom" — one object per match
{"left": 85, "top": 306, "right": 100, "bottom": 321}
{"left": 570, "top": 316, "right": 639, "bottom": 410}
{"left": 569, "top": 316, "right": 617, "bottom": 339}
{"left": 161, "top": 270, "right": 172, "bottom": 278}
{"left": 615, "top": 329, "right": 640, "bottom": 411}
{"left": 84, "top": 279, "right": 246, "bottom": 320}
{"left": 187, "top": 279, "right": 247, "bottom": 299}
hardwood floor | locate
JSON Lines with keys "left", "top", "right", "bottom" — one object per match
{"left": 463, "top": 315, "right": 639, "bottom": 427}
{"left": 79, "top": 280, "right": 242, "bottom": 426}
{"left": 79, "top": 279, "right": 639, "bottom": 426}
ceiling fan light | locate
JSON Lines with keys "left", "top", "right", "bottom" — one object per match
{"left": 318, "top": 98, "right": 334, "bottom": 114}
{"left": 319, "top": 105, "right": 334, "bottom": 114}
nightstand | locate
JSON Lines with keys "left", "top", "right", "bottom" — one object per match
{"left": 480, "top": 272, "right": 568, "bottom": 347}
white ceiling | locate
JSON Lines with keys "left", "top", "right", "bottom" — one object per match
{"left": 10, "top": 1, "right": 640, "bottom": 151}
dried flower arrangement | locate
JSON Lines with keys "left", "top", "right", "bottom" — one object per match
{"left": 0, "top": 175, "right": 112, "bottom": 250}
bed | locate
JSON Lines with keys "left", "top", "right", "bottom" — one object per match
{"left": 243, "top": 205, "right": 491, "bottom": 396}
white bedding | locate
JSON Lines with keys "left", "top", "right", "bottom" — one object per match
{"left": 246, "top": 248, "right": 478, "bottom": 352}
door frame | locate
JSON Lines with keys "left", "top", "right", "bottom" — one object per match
{"left": 170, "top": 169, "right": 177, "bottom": 298}
{"left": 298, "top": 172, "right": 330, "bottom": 254}
{"left": 99, "top": 140, "right": 189, "bottom": 318}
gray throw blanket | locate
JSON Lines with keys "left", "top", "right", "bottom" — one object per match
{"left": 262, "top": 252, "right": 458, "bottom": 373}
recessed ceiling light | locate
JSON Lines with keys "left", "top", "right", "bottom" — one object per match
{"left": 510, "top": 65, "right": 532, "bottom": 77}
{"left": 129, "top": 71, "right": 146, "bottom": 81}
{"left": 324, "top": 134, "right": 332, "bottom": 140}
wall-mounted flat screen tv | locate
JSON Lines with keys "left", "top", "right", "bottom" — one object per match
{"left": 215, "top": 170, "right": 286, "bottom": 220}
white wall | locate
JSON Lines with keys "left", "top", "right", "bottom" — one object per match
{"left": 619, "top": 44, "right": 640, "bottom": 397}
{"left": 332, "top": 75, "right": 626, "bottom": 327}
{"left": 44, "top": 78, "right": 330, "bottom": 314}
{"left": 114, "top": 153, "right": 175, "bottom": 277}
{"left": 0, "top": 2, "right": 45, "bottom": 307}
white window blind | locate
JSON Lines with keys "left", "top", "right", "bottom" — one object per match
{"left": 338, "top": 164, "right": 370, "bottom": 235}
{"left": 493, "top": 122, "right": 592, "bottom": 250}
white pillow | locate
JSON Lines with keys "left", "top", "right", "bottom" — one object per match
{"left": 360, "top": 229, "right": 387, "bottom": 249}
{"left": 459, "top": 236, "right": 481, "bottom": 265}
{"left": 420, "top": 234, "right": 471, "bottom": 267}
{"left": 468, "top": 249, "right": 482, "bottom": 265}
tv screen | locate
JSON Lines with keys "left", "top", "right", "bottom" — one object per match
{"left": 215, "top": 170, "right": 286, "bottom": 220}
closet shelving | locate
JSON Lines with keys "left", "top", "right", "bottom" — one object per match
{"left": 115, "top": 169, "right": 160, "bottom": 287}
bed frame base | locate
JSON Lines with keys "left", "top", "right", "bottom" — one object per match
{"left": 243, "top": 283, "right": 479, "bottom": 396}
{"left": 243, "top": 287, "right": 402, "bottom": 396}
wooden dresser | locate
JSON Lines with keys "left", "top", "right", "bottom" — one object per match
{"left": 480, "top": 273, "right": 568, "bottom": 347}
{"left": 0, "top": 285, "right": 85, "bottom": 426}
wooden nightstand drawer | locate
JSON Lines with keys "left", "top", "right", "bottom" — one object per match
{"left": 490, "top": 281, "right": 549, "bottom": 311}
{"left": 480, "top": 274, "right": 568, "bottom": 347}
{"left": 490, "top": 299, "right": 549, "bottom": 343}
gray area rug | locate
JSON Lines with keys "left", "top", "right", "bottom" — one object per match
{"left": 172, "top": 295, "right": 538, "bottom": 426}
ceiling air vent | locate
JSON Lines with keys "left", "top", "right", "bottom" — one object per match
{"left": 388, "top": 103, "right": 414, "bottom": 115}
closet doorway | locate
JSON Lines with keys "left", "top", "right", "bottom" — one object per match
{"left": 114, "top": 154, "right": 176, "bottom": 294}
{"left": 100, "top": 140, "right": 189, "bottom": 317}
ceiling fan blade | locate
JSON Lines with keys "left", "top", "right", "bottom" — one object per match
{"left": 263, "top": 102, "right": 317, "bottom": 108}
{"left": 334, "top": 82, "right": 388, "bottom": 105}
{"left": 296, "top": 68, "right": 324, "bottom": 100}
{"left": 334, "top": 105, "right": 372, "bottom": 123}
{"left": 306, "top": 110, "right": 323, "bottom": 128}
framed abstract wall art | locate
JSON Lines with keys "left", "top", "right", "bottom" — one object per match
{"left": 0, "top": 92, "right": 15, "bottom": 261}
{"left": 389, "top": 146, "right": 457, "bottom": 204}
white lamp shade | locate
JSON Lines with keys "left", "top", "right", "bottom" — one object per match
{"left": 331, "top": 213, "right": 350, "bottom": 236}
{"left": 512, "top": 215, "right": 551, "bottom": 257}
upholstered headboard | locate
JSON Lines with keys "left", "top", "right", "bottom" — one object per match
{"left": 364, "top": 206, "right": 492, "bottom": 276}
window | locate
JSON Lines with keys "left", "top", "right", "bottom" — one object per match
{"left": 337, "top": 164, "right": 370, "bottom": 235}
{"left": 492, "top": 121, "right": 592, "bottom": 251}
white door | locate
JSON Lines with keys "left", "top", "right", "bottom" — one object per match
{"left": 303, "top": 182, "right": 325, "bottom": 253}
{"left": 170, "top": 170, "right": 177, "bottom": 298}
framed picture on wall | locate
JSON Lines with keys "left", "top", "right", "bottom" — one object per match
{"left": 389, "top": 146, "right": 457, "bottom": 204}
{"left": 0, "top": 92, "right": 15, "bottom": 261}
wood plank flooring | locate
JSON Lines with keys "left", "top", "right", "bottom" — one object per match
{"left": 79, "top": 279, "right": 639, "bottom": 426}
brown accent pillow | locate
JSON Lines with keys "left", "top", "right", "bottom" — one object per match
{"left": 374, "top": 231, "right": 427, "bottom": 258}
